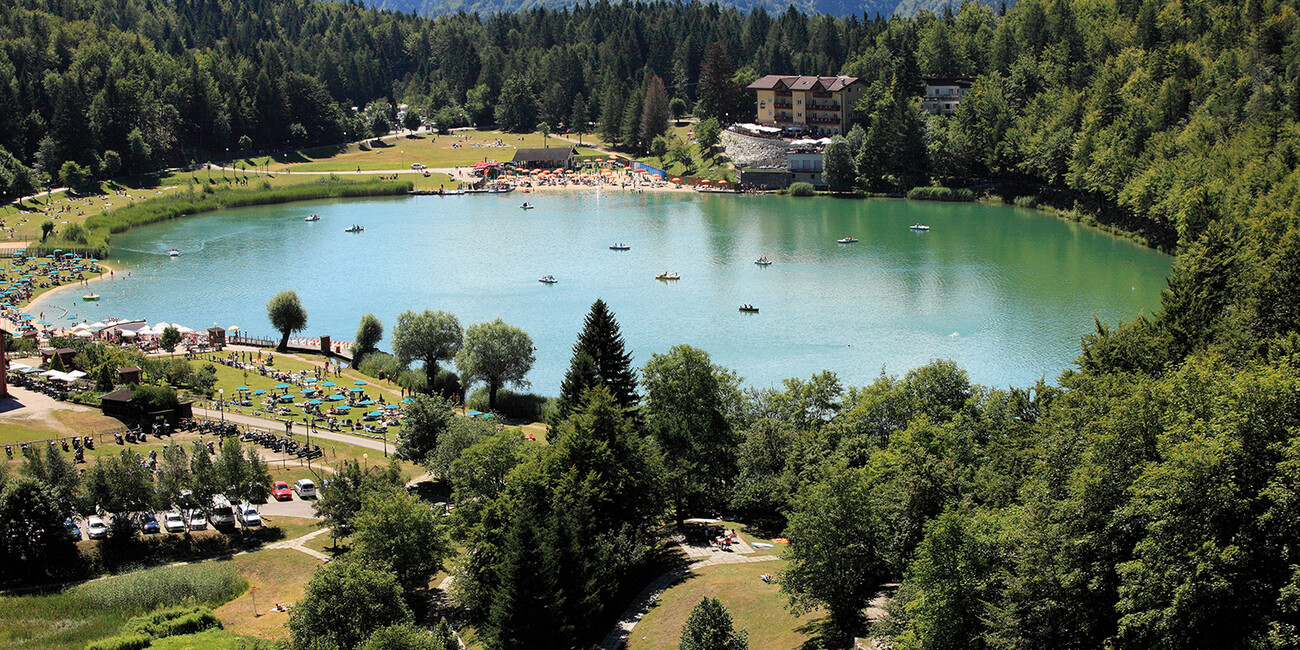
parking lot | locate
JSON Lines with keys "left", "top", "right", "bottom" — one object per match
{"left": 65, "top": 488, "right": 322, "bottom": 541}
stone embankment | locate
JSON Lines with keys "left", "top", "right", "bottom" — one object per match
{"left": 721, "top": 129, "right": 788, "bottom": 169}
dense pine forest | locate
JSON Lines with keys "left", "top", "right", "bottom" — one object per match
{"left": 3, "top": 0, "right": 1300, "bottom": 648}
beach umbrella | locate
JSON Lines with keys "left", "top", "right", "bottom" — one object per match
{"left": 301, "top": 387, "right": 316, "bottom": 394}
{"left": 353, "top": 380, "right": 367, "bottom": 386}
{"left": 336, "top": 405, "right": 351, "bottom": 412}
{"left": 308, "top": 399, "right": 323, "bottom": 405}
{"left": 36, "top": 320, "right": 51, "bottom": 326}
{"left": 330, "top": 393, "right": 346, "bottom": 401}
{"left": 67, "top": 315, "right": 76, "bottom": 320}
{"left": 358, "top": 399, "right": 374, "bottom": 406}
{"left": 279, "top": 394, "right": 294, "bottom": 402}
{"left": 226, "top": 325, "right": 238, "bottom": 332}
{"left": 253, "top": 389, "right": 266, "bottom": 395}
{"left": 466, "top": 410, "right": 483, "bottom": 416}
{"left": 367, "top": 411, "right": 382, "bottom": 418}
{"left": 236, "top": 386, "right": 249, "bottom": 392}
{"left": 321, "top": 381, "right": 336, "bottom": 387}
{"left": 305, "top": 377, "right": 318, "bottom": 383}
{"left": 350, "top": 387, "right": 364, "bottom": 393}
{"left": 275, "top": 383, "right": 290, "bottom": 389}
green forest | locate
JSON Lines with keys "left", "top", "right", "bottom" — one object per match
{"left": 2, "top": 0, "right": 1300, "bottom": 647}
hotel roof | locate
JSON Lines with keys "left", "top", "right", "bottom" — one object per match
{"left": 747, "top": 75, "right": 860, "bottom": 92}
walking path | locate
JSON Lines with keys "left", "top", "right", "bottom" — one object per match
{"left": 264, "top": 527, "right": 331, "bottom": 561}
{"left": 595, "top": 548, "right": 780, "bottom": 650}
{"left": 192, "top": 406, "right": 392, "bottom": 454}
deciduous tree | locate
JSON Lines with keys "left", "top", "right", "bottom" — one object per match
{"left": 454, "top": 318, "right": 535, "bottom": 410}
{"left": 266, "top": 290, "right": 307, "bottom": 352}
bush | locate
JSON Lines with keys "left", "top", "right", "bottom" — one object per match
{"left": 85, "top": 632, "right": 153, "bottom": 650}
{"left": 358, "top": 351, "right": 402, "bottom": 380}
{"left": 466, "top": 388, "right": 552, "bottom": 422}
{"left": 124, "top": 605, "right": 222, "bottom": 638}
{"left": 1013, "top": 195, "right": 1040, "bottom": 208}
{"left": 788, "top": 182, "right": 816, "bottom": 196}
{"left": 907, "top": 185, "right": 975, "bottom": 202}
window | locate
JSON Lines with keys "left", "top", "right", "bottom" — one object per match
{"left": 796, "top": 99, "right": 802, "bottom": 105}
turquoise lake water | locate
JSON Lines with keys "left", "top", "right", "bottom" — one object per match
{"left": 34, "top": 191, "right": 1172, "bottom": 392}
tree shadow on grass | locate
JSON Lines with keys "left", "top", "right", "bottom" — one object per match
{"left": 795, "top": 615, "right": 849, "bottom": 650}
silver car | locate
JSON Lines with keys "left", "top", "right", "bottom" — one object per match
{"left": 86, "top": 516, "right": 109, "bottom": 540}
{"left": 163, "top": 512, "right": 187, "bottom": 533}
{"left": 187, "top": 512, "right": 208, "bottom": 530}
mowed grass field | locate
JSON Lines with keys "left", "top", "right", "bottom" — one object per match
{"left": 625, "top": 560, "right": 824, "bottom": 650}
{"left": 237, "top": 129, "right": 603, "bottom": 172}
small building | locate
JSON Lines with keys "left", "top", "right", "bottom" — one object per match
{"left": 738, "top": 168, "right": 793, "bottom": 190}
{"left": 922, "top": 78, "right": 973, "bottom": 115}
{"left": 118, "top": 366, "right": 142, "bottom": 385}
{"left": 787, "top": 146, "right": 826, "bottom": 188}
{"left": 99, "top": 388, "right": 136, "bottom": 420}
{"left": 207, "top": 327, "right": 226, "bottom": 348}
{"left": 511, "top": 147, "right": 575, "bottom": 170}
{"left": 40, "top": 347, "right": 76, "bottom": 368}
{"left": 747, "top": 75, "right": 864, "bottom": 136}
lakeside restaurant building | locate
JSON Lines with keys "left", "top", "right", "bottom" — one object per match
{"left": 747, "top": 75, "right": 864, "bottom": 136}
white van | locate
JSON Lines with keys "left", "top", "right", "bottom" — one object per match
{"left": 209, "top": 494, "right": 236, "bottom": 528}
{"left": 293, "top": 479, "right": 317, "bottom": 499}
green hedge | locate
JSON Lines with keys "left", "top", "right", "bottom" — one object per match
{"left": 907, "top": 186, "right": 975, "bottom": 202}
{"left": 467, "top": 388, "right": 552, "bottom": 422}
{"left": 85, "top": 632, "right": 152, "bottom": 650}
{"left": 124, "top": 605, "right": 222, "bottom": 639}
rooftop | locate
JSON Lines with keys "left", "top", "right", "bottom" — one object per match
{"left": 511, "top": 147, "right": 575, "bottom": 164}
{"left": 748, "top": 75, "right": 860, "bottom": 92}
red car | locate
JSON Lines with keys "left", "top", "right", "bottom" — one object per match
{"left": 272, "top": 481, "right": 292, "bottom": 501}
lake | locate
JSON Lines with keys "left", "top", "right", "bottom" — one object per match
{"left": 34, "top": 191, "right": 1172, "bottom": 392}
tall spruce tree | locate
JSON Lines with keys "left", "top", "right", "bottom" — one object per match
{"left": 556, "top": 300, "right": 639, "bottom": 420}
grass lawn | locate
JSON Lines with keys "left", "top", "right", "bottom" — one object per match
{"left": 0, "top": 254, "right": 109, "bottom": 307}
{"left": 147, "top": 628, "right": 273, "bottom": 649}
{"left": 236, "top": 129, "right": 594, "bottom": 173}
{"left": 215, "top": 549, "right": 322, "bottom": 640}
{"left": 626, "top": 560, "right": 824, "bottom": 650}
{"left": 0, "top": 408, "right": 124, "bottom": 446}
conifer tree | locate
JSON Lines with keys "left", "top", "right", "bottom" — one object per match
{"left": 556, "top": 300, "right": 639, "bottom": 420}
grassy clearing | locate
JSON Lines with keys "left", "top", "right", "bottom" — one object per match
{"left": 215, "top": 549, "right": 322, "bottom": 640}
{"left": 0, "top": 562, "right": 248, "bottom": 650}
{"left": 626, "top": 560, "right": 822, "bottom": 650}
{"left": 146, "top": 628, "right": 269, "bottom": 649}
{"left": 237, "top": 130, "right": 596, "bottom": 172}
{"left": 0, "top": 408, "right": 124, "bottom": 446}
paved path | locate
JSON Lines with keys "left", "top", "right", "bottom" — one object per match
{"left": 264, "top": 527, "right": 331, "bottom": 561}
{"left": 596, "top": 550, "right": 781, "bottom": 650}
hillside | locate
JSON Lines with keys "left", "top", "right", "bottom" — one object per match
{"left": 362, "top": 0, "right": 997, "bottom": 18}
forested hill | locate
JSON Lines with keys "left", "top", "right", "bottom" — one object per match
{"left": 359, "top": 0, "right": 993, "bottom": 19}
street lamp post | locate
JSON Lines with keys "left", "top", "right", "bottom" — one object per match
{"left": 218, "top": 388, "right": 224, "bottom": 423}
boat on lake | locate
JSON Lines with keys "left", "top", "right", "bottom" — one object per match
{"left": 837, "top": 237, "right": 859, "bottom": 244}
{"left": 82, "top": 293, "right": 100, "bottom": 301}
{"left": 910, "top": 224, "right": 931, "bottom": 231}
{"left": 739, "top": 304, "right": 759, "bottom": 313}
{"left": 167, "top": 249, "right": 180, "bottom": 257}
{"left": 610, "top": 243, "right": 631, "bottom": 251}
{"left": 655, "top": 272, "right": 681, "bottom": 280}
{"left": 520, "top": 202, "right": 535, "bottom": 209}
{"left": 345, "top": 225, "right": 364, "bottom": 233}
{"left": 755, "top": 257, "right": 773, "bottom": 266}
{"left": 539, "top": 275, "right": 558, "bottom": 284}
{"left": 304, "top": 215, "right": 320, "bottom": 222}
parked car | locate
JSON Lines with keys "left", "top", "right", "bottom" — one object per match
{"left": 209, "top": 495, "right": 237, "bottom": 528}
{"left": 65, "top": 517, "right": 81, "bottom": 541}
{"left": 293, "top": 479, "right": 317, "bottom": 499}
{"left": 272, "top": 481, "right": 292, "bottom": 501}
{"left": 86, "top": 516, "right": 108, "bottom": 540}
{"left": 410, "top": 163, "right": 426, "bottom": 170}
{"left": 140, "top": 513, "right": 160, "bottom": 534}
{"left": 237, "top": 504, "right": 262, "bottom": 527}
{"left": 187, "top": 512, "right": 208, "bottom": 530}
{"left": 163, "top": 512, "right": 187, "bottom": 533}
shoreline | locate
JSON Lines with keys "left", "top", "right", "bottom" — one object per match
{"left": 21, "top": 260, "right": 121, "bottom": 326}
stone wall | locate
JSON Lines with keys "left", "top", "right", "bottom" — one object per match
{"left": 721, "top": 129, "right": 788, "bottom": 169}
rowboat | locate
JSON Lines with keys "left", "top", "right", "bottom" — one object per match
{"left": 909, "top": 224, "right": 930, "bottom": 231}
{"left": 609, "top": 243, "right": 631, "bottom": 251}
{"left": 344, "top": 225, "right": 364, "bottom": 233}
{"left": 739, "top": 304, "right": 759, "bottom": 313}
{"left": 837, "top": 237, "right": 858, "bottom": 244}
{"left": 754, "top": 257, "right": 773, "bottom": 266}
{"left": 655, "top": 272, "right": 680, "bottom": 280}
{"left": 539, "top": 275, "right": 558, "bottom": 284}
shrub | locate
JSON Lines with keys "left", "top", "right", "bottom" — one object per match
{"left": 1013, "top": 195, "right": 1040, "bottom": 208}
{"left": 124, "top": 605, "right": 222, "bottom": 638}
{"left": 788, "top": 182, "right": 816, "bottom": 196}
{"left": 907, "top": 185, "right": 975, "bottom": 202}
{"left": 85, "top": 633, "right": 152, "bottom": 650}
{"left": 466, "top": 388, "right": 552, "bottom": 422}
{"left": 358, "top": 351, "right": 402, "bottom": 380}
